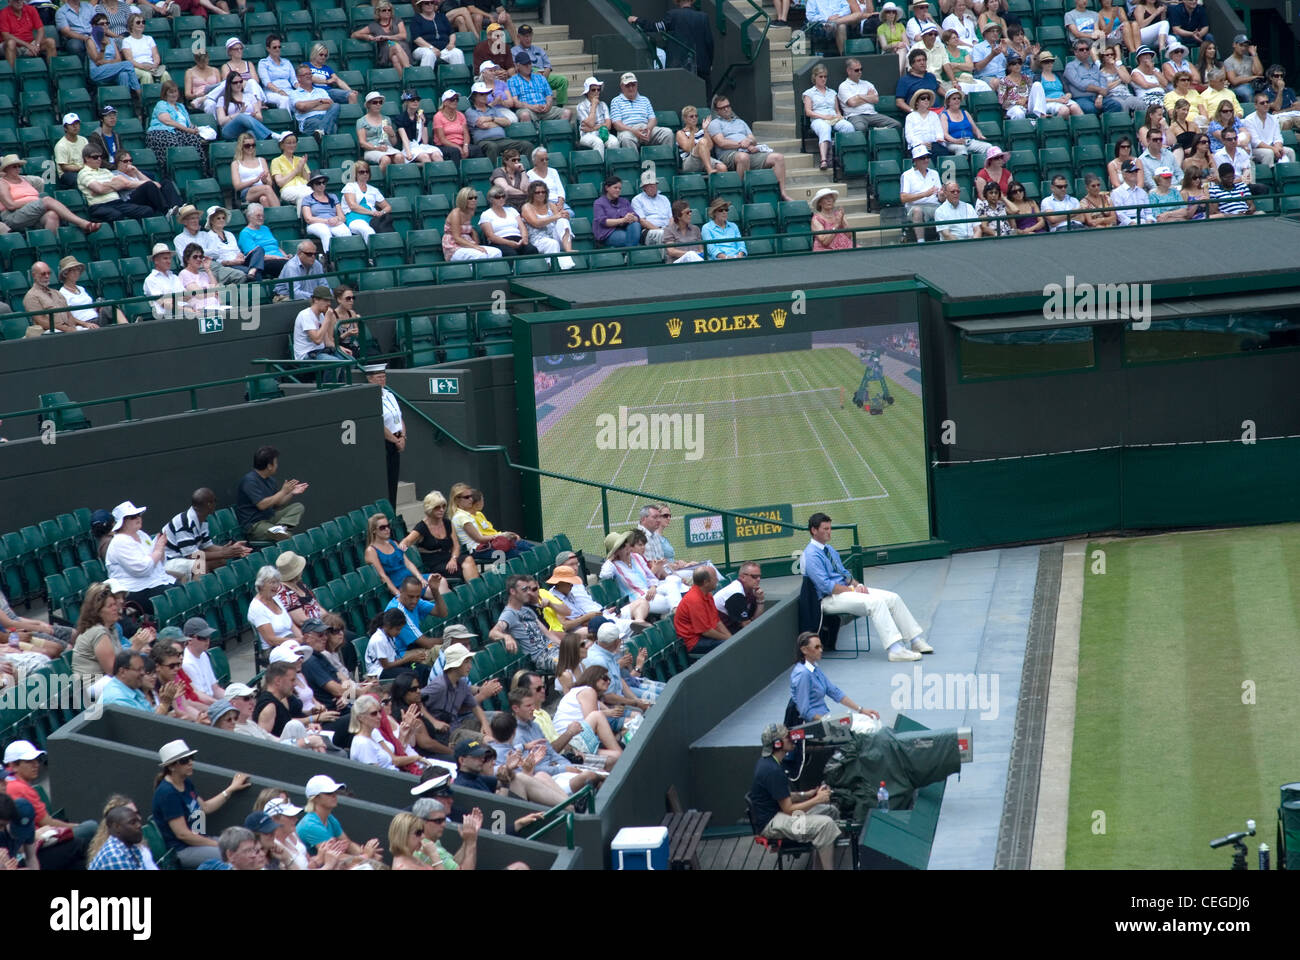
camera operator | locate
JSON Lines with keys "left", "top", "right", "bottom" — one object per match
{"left": 749, "top": 723, "right": 841, "bottom": 870}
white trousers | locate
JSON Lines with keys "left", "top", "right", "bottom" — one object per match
{"left": 447, "top": 245, "right": 503, "bottom": 260}
{"left": 306, "top": 221, "right": 351, "bottom": 253}
{"left": 820, "top": 587, "right": 923, "bottom": 647}
{"left": 414, "top": 45, "right": 466, "bottom": 67}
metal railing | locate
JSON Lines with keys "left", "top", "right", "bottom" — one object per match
{"left": 522, "top": 782, "right": 597, "bottom": 849}
{"left": 714, "top": 0, "right": 773, "bottom": 99}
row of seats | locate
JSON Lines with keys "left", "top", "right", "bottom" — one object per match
{"left": 2, "top": 508, "right": 95, "bottom": 608}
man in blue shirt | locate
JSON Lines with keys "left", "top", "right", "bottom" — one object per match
{"left": 1064, "top": 41, "right": 1126, "bottom": 114}
{"left": 1167, "top": 0, "right": 1211, "bottom": 48}
{"left": 801, "top": 512, "right": 930, "bottom": 662}
{"left": 99, "top": 651, "right": 161, "bottom": 712}
{"left": 506, "top": 51, "right": 570, "bottom": 123}
{"left": 894, "top": 49, "right": 940, "bottom": 115}
{"left": 384, "top": 575, "right": 449, "bottom": 659}
{"left": 972, "top": 22, "right": 1007, "bottom": 91}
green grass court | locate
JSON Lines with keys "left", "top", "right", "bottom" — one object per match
{"left": 537, "top": 347, "right": 929, "bottom": 561}
{"left": 1067, "top": 524, "right": 1300, "bottom": 868}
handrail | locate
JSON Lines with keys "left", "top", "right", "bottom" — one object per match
{"left": 714, "top": 0, "right": 772, "bottom": 98}
{"left": 598, "top": 0, "right": 698, "bottom": 70}
{"left": 387, "top": 383, "right": 865, "bottom": 568}
{"left": 522, "top": 782, "right": 597, "bottom": 849}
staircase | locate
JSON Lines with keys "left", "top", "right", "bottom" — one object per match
{"left": 724, "top": 0, "right": 882, "bottom": 239}
{"left": 523, "top": 9, "right": 599, "bottom": 93}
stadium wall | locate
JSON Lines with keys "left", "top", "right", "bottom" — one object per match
{"left": 46, "top": 709, "right": 580, "bottom": 869}
{"left": 0, "top": 387, "right": 386, "bottom": 533}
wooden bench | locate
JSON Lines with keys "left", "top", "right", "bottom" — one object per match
{"left": 660, "top": 809, "right": 712, "bottom": 870}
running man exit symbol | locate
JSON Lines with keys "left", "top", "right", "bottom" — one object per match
{"left": 430, "top": 377, "right": 460, "bottom": 396}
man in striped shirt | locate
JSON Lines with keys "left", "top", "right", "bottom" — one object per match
{"left": 609, "top": 72, "right": 673, "bottom": 150}
{"left": 163, "top": 488, "right": 251, "bottom": 576}
{"left": 1207, "top": 161, "right": 1255, "bottom": 217}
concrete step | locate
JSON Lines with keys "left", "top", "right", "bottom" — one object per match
{"left": 551, "top": 54, "right": 597, "bottom": 70}
{"left": 753, "top": 120, "right": 793, "bottom": 139}
{"left": 764, "top": 137, "right": 802, "bottom": 153}
{"left": 530, "top": 25, "right": 570, "bottom": 41}
{"left": 539, "top": 39, "right": 586, "bottom": 56}
{"left": 784, "top": 152, "right": 816, "bottom": 171}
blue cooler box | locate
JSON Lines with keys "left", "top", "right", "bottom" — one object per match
{"left": 610, "top": 826, "right": 670, "bottom": 870}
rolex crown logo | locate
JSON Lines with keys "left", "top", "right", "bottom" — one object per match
{"left": 771, "top": 307, "right": 788, "bottom": 329}
{"left": 666, "top": 316, "right": 683, "bottom": 339}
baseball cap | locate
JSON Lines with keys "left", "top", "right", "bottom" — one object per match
{"left": 486, "top": 21, "right": 502, "bottom": 31}
{"left": 304, "top": 775, "right": 346, "bottom": 798}
{"left": 300, "top": 618, "right": 327, "bottom": 635}
{"left": 62, "top": 113, "right": 80, "bottom": 126}
{"left": 264, "top": 797, "right": 303, "bottom": 818}
{"left": 513, "top": 50, "right": 531, "bottom": 64}
{"left": 471, "top": 80, "right": 492, "bottom": 94}
{"left": 3, "top": 740, "right": 45, "bottom": 764}
{"left": 620, "top": 71, "right": 638, "bottom": 85}
{"left": 156, "top": 626, "right": 185, "bottom": 644}
{"left": 225, "top": 681, "right": 257, "bottom": 698}
{"left": 269, "top": 643, "right": 306, "bottom": 664}
{"left": 411, "top": 771, "right": 453, "bottom": 798}
{"left": 243, "top": 812, "right": 277, "bottom": 835}
{"left": 1233, "top": 33, "right": 1249, "bottom": 44}
{"left": 183, "top": 617, "right": 216, "bottom": 638}
{"left": 1154, "top": 165, "right": 1174, "bottom": 178}
{"left": 596, "top": 621, "right": 623, "bottom": 645}
{"left": 760, "top": 723, "right": 788, "bottom": 757}
{"left": 310, "top": 284, "right": 332, "bottom": 300}
{"left": 454, "top": 738, "right": 492, "bottom": 759}
{"left": 1121, "top": 159, "right": 1140, "bottom": 173}
{"left": 517, "top": 23, "right": 532, "bottom": 32}
{"left": 440, "top": 89, "right": 460, "bottom": 102}
{"left": 4, "top": 798, "right": 35, "bottom": 843}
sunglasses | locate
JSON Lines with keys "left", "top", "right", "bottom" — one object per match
{"left": 426, "top": 817, "right": 446, "bottom": 824}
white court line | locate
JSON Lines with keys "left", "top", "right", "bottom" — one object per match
{"left": 625, "top": 442, "right": 658, "bottom": 524}
{"left": 585, "top": 441, "right": 639, "bottom": 530}
{"left": 791, "top": 495, "right": 890, "bottom": 507}
{"left": 660, "top": 368, "right": 809, "bottom": 387}
{"left": 729, "top": 377, "right": 738, "bottom": 459}
{"left": 803, "top": 411, "right": 852, "bottom": 498}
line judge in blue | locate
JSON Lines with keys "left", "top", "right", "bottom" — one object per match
{"left": 801, "top": 512, "right": 933, "bottom": 662}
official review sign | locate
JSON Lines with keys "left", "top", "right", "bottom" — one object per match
{"left": 684, "top": 504, "right": 794, "bottom": 547}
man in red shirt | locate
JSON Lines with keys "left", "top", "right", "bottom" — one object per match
{"left": 673, "top": 566, "right": 732, "bottom": 655}
{"left": 0, "top": 0, "right": 55, "bottom": 70}
{"left": 4, "top": 739, "right": 98, "bottom": 868}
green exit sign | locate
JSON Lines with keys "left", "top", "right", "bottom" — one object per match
{"left": 199, "top": 316, "right": 224, "bottom": 334}
{"left": 430, "top": 377, "right": 460, "bottom": 396}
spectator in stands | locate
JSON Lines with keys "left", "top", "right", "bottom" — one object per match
{"left": 490, "top": 573, "right": 561, "bottom": 671}
{"left": 389, "top": 811, "right": 442, "bottom": 869}
{"left": 1262, "top": 65, "right": 1300, "bottom": 131}
{"left": 904, "top": 89, "right": 943, "bottom": 155}
{"left": 503, "top": 689, "right": 605, "bottom": 794}
{"left": 340, "top": 161, "right": 392, "bottom": 246}
{"left": 574, "top": 77, "right": 613, "bottom": 157}
{"left": 716, "top": 561, "right": 766, "bottom": 632}
{"left": 466, "top": 83, "right": 532, "bottom": 163}
{"left": 306, "top": 42, "right": 356, "bottom": 107}
{"left": 1129, "top": 47, "right": 1167, "bottom": 106}
{"left": 662, "top": 199, "right": 705, "bottom": 263}
{"left": 1244, "top": 92, "right": 1294, "bottom": 168}
{"left": 152, "top": 638, "right": 211, "bottom": 720}
{"left": 709, "top": 93, "right": 791, "bottom": 199}
{"left": 84, "top": 104, "right": 120, "bottom": 168}
{"left": 180, "top": 617, "right": 223, "bottom": 699}
{"left": 1079, "top": 172, "right": 1118, "bottom": 226}
{"left": 395, "top": 89, "right": 444, "bottom": 163}
{"left": 249, "top": 565, "right": 304, "bottom": 653}
{"left": 583, "top": 618, "right": 662, "bottom": 705}
{"left": 364, "top": 514, "right": 427, "bottom": 599}
{"left": 974, "top": 145, "right": 1010, "bottom": 196}
{"left": 348, "top": 693, "right": 411, "bottom": 771}
{"left": 88, "top": 802, "right": 151, "bottom": 870}
{"left": 749, "top": 723, "right": 841, "bottom": 870}
{"left": 299, "top": 175, "right": 350, "bottom": 257}
{"left": 353, "top": 0, "right": 412, "bottom": 72}
{"left": 875, "top": 2, "right": 906, "bottom": 58}
{"left": 1178, "top": 164, "right": 1209, "bottom": 219}
{"left": 20, "top": 260, "right": 73, "bottom": 333}
{"left": 1147, "top": 165, "right": 1189, "bottom": 219}
{"left": 71, "top": 581, "right": 152, "bottom": 678}
{"left": 113, "top": 147, "right": 184, "bottom": 215}
{"left": 1164, "top": 72, "right": 1205, "bottom": 126}
{"left": 479, "top": 184, "right": 541, "bottom": 256}
{"left": 1040, "top": 174, "right": 1085, "bottom": 230}
{"left": 1138, "top": 128, "right": 1180, "bottom": 189}
{"left": 290, "top": 63, "right": 341, "bottom": 138}
{"left": 1207, "top": 98, "right": 1247, "bottom": 153}
{"left": 76, "top": 145, "right": 154, "bottom": 221}
{"left": 122, "top": 14, "right": 167, "bottom": 87}
{"left": 442, "top": 187, "right": 501, "bottom": 261}
{"left": 941, "top": 29, "right": 993, "bottom": 94}
{"left": 1110, "top": 158, "right": 1155, "bottom": 224}
{"left": 938, "top": 88, "right": 995, "bottom": 158}
{"left": 521, "top": 180, "right": 574, "bottom": 264}
{"left": 1176, "top": 131, "right": 1210, "bottom": 175}
{"left": 105, "top": 501, "right": 175, "bottom": 612}
{"left": 1029, "top": 52, "right": 1083, "bottom": 117}
{"left": 1062, "top": 0, "right": 1102, "bottom": 48}
{"left": 631, "top": 170, "right": 671, "bottom": 246}
{"left": 1065, "top": 40, "right": 1125, "bottom": 114}
{"left": 701, "top": 196, "right": 746, "bottom": 259}
{"left": 803, "top": 63, "right": 854, "bottom": 170}
{"left": 900, "top": 144, "right": 941, "bottom": 238}
{"left": 511, "top": 23, "right": 565, "bottom": 106}
{"left": 229, "top": 133, "right": 279, "bottom": 211}
{"left": 1207, "top": 160, "right": 1254, "bottom": 217}
{"left": 839, "top": 58, "right": 900, "bottom": 134}
{"left": 100, "top": 650, "right": 174, "bottom": 712}
{"left": 291, "top": 283, "right": 351, "bottom": 367}
{"left": 490, "top": 146, "right": 529, "bottom": 205}
{"left": 433, "top": 90, "right": 479, "bottom": 161}
{"left": 524, "top": 145, "right": 570, "bottom": 212}
{"left": 54, "top": 113, "right": 88, "bottom": 188}
{"left": 476, "top": 60, "right": 520, "bottom": 122}
{"left": 803, "top": 0, "right": 864, "bottom": 56}
{"left": 904, "top": 0, "right": 936, "bottom": 45}
{"left": 162, "top": 487, "right": 246, "bottom": 583}
{"left": 55, "top": 0, "right": 93, "bottom": 59}
{"left": 256, "top": 35, "right": 295, "bottom": 112}
{"left": 907, "top": 24, "right": 946, "bottom": 82}
{"left": 610, "top": 71, "right": 673, "bottom": 150}
{"left": 144, "top": 243, "right": 184, "bottom": 320}
{"left": 1212, "top": 127, "right": 1253, "bottom": 184}
{"left": 1167, "top": 0, "right": 1210, "bottom": 49}
{"left": 1, "top": 0, "right": 55, "bottom": 72}
{"left": 674, "top": 565, "right": 731, "bottom": 655}
{"left": 1168, "top": 100, "right": 1199, "bottom": 154}
{"left": 1004, "top": 23, "right": 1038, "bottom": 74}
{"left": 402, "top": 491, "right": 480, "bottom": 582}
{"left": 356, "top": 91, "right": 405, "bottom": 170}
{"left": 552, "top": 664, "right": 626, "bottom": 755}
{"left": 970, "top": 22, "right": 1007, "bottom": 92}
{"left": 1092, "top": 49, "right": 1145, "bottom": 114}
{"left": 628, "top": 0, "right": 713, "bottom": 80}
{"left": 184, "top": 47, "right": 222, "bottom": 111}
{"left": 169, "top": 205, "right": 238, "bottom": 281}
{"left": 83, "top": 14, "right": 141, "bottom": 113}
{"left": 1132, "top": 0, "right": 1171, "bottom": 54}
{"left": 0, "top": 583, "right": 73, "bottom": 654}
{"left": 271, "top": 552, "right": 326, "bottom": 629}
{"left": 214, "top": 71, "right": 273, "bottom": 141}
{"left": 602, "top": 529, "right": 685, "bottom": 615}
{"left": 537, "top": 567, "right": 605, "bottom": 636}
{"left": 236, "top": 204, "right": 289, "bottom": 282}
{"left": 147, "top": 80, "right": 210, "bottom": 182}
{"left": 675, "top": 103, "right": 723, "bottom": 173}
{"left": 202, "top": 204, "right": 267, "bottom": 282}
{"left": 593, "top": 174, "right": 640, "bottom": 247}
{"left": 804, "top": 512, "right": 930, "bottom": 661}
{"left": 271, "top": 237, "right": 324, "bottom": 297}
{"left": 177, "top": 242, "right": 224, "bottom": 316}
{"left": 3, "top": 740, "right": 97, "bottom": 869}
{"left": 227, "top": 680, "right": 326, "bottom": 750}
{"left": 412, "top": 797, "right": 483, "bottom": 869}
{"left": 1003, "top": 179, "right": 1044, "bottom": 232}
{"left": 1107, "top": 136, "right": 1134, "bottom": 187}
{"left": 235, "top": 445, "right": 308, "bottom": 542}
{"left": 297, "top": 775, "right": 382, "bottom": 861}
{"left": 150, "top": 739, "right": 248, "bottom": 869}
{"left": 997, "top": 53, "right": 1030, "bottom": 118}
{"left": 1223, "top": 35, "right": 1262, "bottom": 101}
{"left": 411, "top": 0, "right": 464, "bottom": 68}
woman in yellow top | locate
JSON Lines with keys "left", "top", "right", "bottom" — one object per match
{"left": 271, "top": 131, "right": 313, "bottom": 206}
{"left": 447, "top": 483, "right": 535, "bottom": 563}
{"left": 877, "top": 2, "right": 907, "bottom": 63}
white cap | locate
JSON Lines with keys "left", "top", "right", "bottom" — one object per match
{"left": 269, "top": 643, "right": 305, "bottom": 664}
{"left": 478, "top": 60, "right": 496, "bottom": 74}
{"left": 225, "top": 36, "right": 242, "bottom": 49}
{"left": 3, "top": 740, "right": 45, "bottom": 764}
{"left": 305, "top": 774, "right": 347, "bottom": 798}
{"left": 440, "top": 89, "right": 459, "bottom": 102}
{"left": 264, "top": 797, "right": 303, "bottom": 817}
{"left": 911, "top": 144, "right": 931, "bottom": 159}
{"left": 640, "top": 169, "right": 658, "bottom": 187}
{"left": 1154, "top": 165, "right": 1174, "bottom": 178}
{"left": 471, "top": 80, "right": 491, "bottom": 94}
{"left": 582, "top": 76, "right": 602, "bottom": 94}
{"left": 225, "top": 681, "right": 257, "bottom": 698}
{"left": 110, "top": 500, "right": 146, "bottom": 532}
{"left": 103, "top": 577, "right": 129, "bottom": 595}
{"left": 620, "top": 71, "right": 638, "bottom": 85}
{"left": 365, "top": 90, "right": 384, "bottom": 104}
{"left": 61, "top": 113, "right": 81, "bottom": 126}
{"left": 362, "top": 363, "right": 387, "bottom": 373}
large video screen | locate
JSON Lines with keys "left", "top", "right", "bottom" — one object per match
{"left": 527, "top": 308, "right": 929, "bottom": 563}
